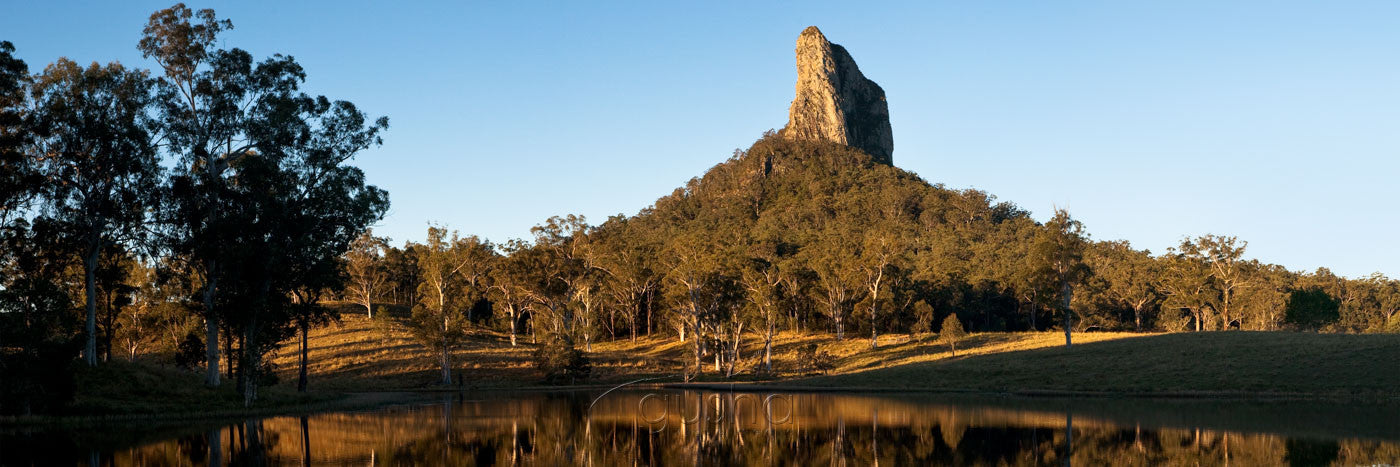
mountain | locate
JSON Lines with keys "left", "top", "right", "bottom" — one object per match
{"left": 779, "top": 26, "right": 895, "bottom": 165}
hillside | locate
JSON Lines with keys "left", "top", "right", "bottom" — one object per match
{"left": 790, "top": 332, "right": 1400, "bottom": 397}
{"left": 265, "top": 308, "right": 1141, "bottom": 391}
{"left": 256, "top": 310, "right": 1400, "bottom": 399}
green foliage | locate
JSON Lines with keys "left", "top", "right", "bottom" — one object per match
{"left": 531, "top": 339, "right": 592, "bottom": 385}
{"left": 1285, "top": 288, "right": 1341, "bottom": 331}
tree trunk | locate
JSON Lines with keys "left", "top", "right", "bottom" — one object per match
{"left": 204, "top": 273, "right": 221, "bottom": 387}
{"left": 833, "top": 305, "right": 844, "bottom": 340}
{"left": 870, "top": 302, "right": 879, "bottom": 350}
{"left": 241, "top": 327, "right": 259, "bottom": 408}
{"left": 297, "top": 322, "right": 309, "bottom": 392}
{"left": 1061, "top": 281, "right": 1073, "bottom": 347}
{"left": 441, "top": 341, "right": 451, "bottom": 385}
{"left": 763, "top": 324, "right": 774, "bottom": 373}
{"left": 83, "top": 249, "right": 98, "bottom": 367}
{"left": 508, "top": 304, "right": 518, "bottom": 347}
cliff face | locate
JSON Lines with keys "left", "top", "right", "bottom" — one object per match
{"left": 779, "top": 26, "right": 894, "bottom": 165}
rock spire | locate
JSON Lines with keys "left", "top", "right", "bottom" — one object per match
{"left": 779, "top": 26, "right": 894, "bottom": 165}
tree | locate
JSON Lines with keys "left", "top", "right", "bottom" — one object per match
{"left": 911, "top": 300, "right": 935, "bottom": 338}
{"left": 0, "top": 41, "right": 34, "bottom": 223}
{"left": 490, "top": 239, "right": 532, "bottom": 347}
{"left": 940, "top": 313, "right": 966, "bottom": 357}
{"left": 344, "top": 230, "right": 389, "bottom": 317}
{"left": 29, "top": 58, "right": 158, "bottom": 367}
{"left": 1087, "top": 241, "right": 1160, "bottom": 331}
{"left": 808, "top": 230, "right": 860, "bottom": 340}
{"left": 139, "top": 4, "right": 244, "bottom": 387}
{"left": 859, "top": 227, "right": 906, "bottom": 349}
{"left": 739, "top": 243, "right": 784, "bottom": 373}
{"left": 409, "top": 227, "right": 489, "bottom": 385}
{"left": 1180, "top": 235, "right": 1249, "bottom": 330}
{"left": 1284, "top": 288, "right": 1340, "bottom": 331}
{"left": 591, "top": 215, "right": 661, "bottom": 342}
{"left": 0, "top": 218, "right": 82, "bottom": 415}
{"left": 1028, "top": 209, "right": 1089, "bottom": 346}
{"left": 141, "top": 5, "right": 389, "bottom": 399}
{"left": 1158, "top": 253, "right": 1214, "bottom": 331}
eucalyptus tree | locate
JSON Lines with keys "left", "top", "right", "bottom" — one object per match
{"left": 141, "top": 5, "right": 388, "bottom": 395}
{"left": 859, "top": 226, "right": 908, "bottom": 348}
{"left": 663, "top": 229, "right": 714, "bottom": 378}
{"left": 739, "top": 240, "right": 783, "bottom": 372}
{"left": 0, "top": 41, "right": 32, "bottom": 223}
{"left": 139, "top": 4, "right": 253, "bottom": 386}
{"left": 1028, "top": 209, "right": 1089, "bottom": 346}
{"left": 1180, "top": 235, "right": 1249, "bottom": 330}
{"left": 29, "top": 58, "right": 158, "bottom": 366}
{"left": 344, "top": 230, "right": 389, "bottom": 317}
{"left": 529, "top": 215, "right": 595, "bottom": 345}
{"left": 1087, "top": 241, "right": 1160, "bottom": 331}
{"left": 410, "top": 227, "right": 490, "bottom": 385}
{"left": 591, "top": 215, "right": 661, "bottom": 342}
{"left": 490, "top": 239, "right": 533, "bottom": 346}
{"left": 1359, "top": 273, "right": 1400, "bottom": 331}
{"left": 1158, "top": 252, "right": 1214, "bottom": 331}
{"left": 808, "top": 229, "right": 860, "bottom": 340}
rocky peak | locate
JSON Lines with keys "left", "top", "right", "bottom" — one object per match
{"left": 779, "top": 26, "right": 894, "bottom": 165}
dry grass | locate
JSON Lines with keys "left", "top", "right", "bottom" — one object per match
{"left": 792, "top": 332, "right": 1400, "bottom": 397}
{"left": 267, "top": 307, "right": 1147, "bottom": 390}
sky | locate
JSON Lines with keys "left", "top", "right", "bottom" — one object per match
{"left": 3, "top": 1, "right": 1397, "bottom": 278}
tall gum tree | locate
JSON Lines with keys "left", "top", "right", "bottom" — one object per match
{"left": 1029, "top": 209, "right": 1089, "bottom": 347}
{"left": 29, "top": 58, "right": 158, "bottom": 367}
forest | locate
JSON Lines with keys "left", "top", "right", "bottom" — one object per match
{"left": 3, "top": 4, "right": 1399, "bottom": 416}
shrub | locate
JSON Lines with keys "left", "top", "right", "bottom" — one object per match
{"left": 796, "top": 343, "right": 836, "bottom": 375}
{"left": 532, "top": 339, "right": 591, "bottom": 385}
{"left": 174, "top": 330, "right": 206, "bottom": 370}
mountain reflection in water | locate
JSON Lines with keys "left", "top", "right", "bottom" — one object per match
{"left": 6, "top": 390, "right": 1400, "bottom": 466}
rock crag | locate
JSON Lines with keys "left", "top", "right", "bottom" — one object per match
{"left": 779, "top": 26, "right": 893, "bottom": 165}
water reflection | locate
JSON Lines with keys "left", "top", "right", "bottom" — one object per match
{"left": 5, "top": 390, "right": 1400, "bottom": 465}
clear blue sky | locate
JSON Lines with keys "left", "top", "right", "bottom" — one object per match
{"left": 4, "top": 1, "right": 1397, "bottom": 278}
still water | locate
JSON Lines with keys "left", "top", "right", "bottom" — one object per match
{"left": 5, "top": 389, "right": 1400, "bottom": 466}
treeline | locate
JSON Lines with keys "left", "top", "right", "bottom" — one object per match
{"left": 0, "top": 4, "right": 387, "bottom": 414}
{"left": 341, "top": 134, "right": 1400, "bottom": 382}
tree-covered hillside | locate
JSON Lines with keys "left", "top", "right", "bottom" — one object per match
{"left": 349, "top": 132, "right": 1398, "bottom": 381}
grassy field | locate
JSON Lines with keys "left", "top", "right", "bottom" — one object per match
{"left": 46, "top": 307, "right": 1397, "bottom": 421}
{"left": 786, "top": 331, "right": 1400, "bottom": 398}
{"left": 264, "top": 309, "right": 1147, "bottom": 391}
{"left": 264, "top": 309, "right": 1400, "bottom": 398}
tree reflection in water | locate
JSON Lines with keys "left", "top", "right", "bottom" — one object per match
{"left": 10, "top": 390, "right": 1400, "bottom": 465}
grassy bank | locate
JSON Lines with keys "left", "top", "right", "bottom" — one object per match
{"left": 264, "top": 311, "right": 1147, "bottom": 390}
{"left": 31, "top": 312, "right": 1398, "bottom": 423}
{"left": 786, "top": 332, "right": 1400, "bottom": 398}
{"left": 268, "top": 311, "right": 1400, "bottom": 398}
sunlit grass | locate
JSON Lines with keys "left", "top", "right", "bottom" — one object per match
{"left": 792, "top": 332, "right": 1400, "bottom": 397}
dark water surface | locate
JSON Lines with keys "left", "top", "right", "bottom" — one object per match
{"left": 4, "top": 389, "right": 1400, "bottom": 465}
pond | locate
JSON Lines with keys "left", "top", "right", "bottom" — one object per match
{"left": 4, "top": 389, "right": 1400, "bottom": 465}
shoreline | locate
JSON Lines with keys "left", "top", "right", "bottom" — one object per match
{"left": 10, "top": 379, "right": 1399, "bottom": 429}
